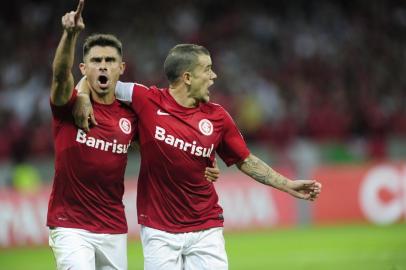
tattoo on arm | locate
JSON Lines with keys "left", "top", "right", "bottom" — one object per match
{"left": 238, "top": 154, "right": 288, "bottom": 189}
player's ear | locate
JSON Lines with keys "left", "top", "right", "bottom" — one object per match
{"left": 79, "top": 63, "right": 86, "bottom": 75}
{"left": 119, "top": 62, "right": 126, "bottom": 75}
{"left": 182, "top": 71, "right": 192, "bottom": 86}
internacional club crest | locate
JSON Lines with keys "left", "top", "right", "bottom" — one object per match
{"left": 119, "top": 118, "right": 131, "bottom": 134}
{"left": 198, "top": 119, "right": 213, "bottom": 136}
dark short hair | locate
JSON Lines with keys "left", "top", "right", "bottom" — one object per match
{"left": 83, "top": 33, "right": 122, "bottom": 60}
{"left": 164, "top": 44, "right": 210, "bottom": 83}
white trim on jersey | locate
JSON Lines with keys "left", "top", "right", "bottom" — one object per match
{"left": 116, "top": 81, "right": 150, "bottom": 103}
{"left": 115, "top": 81, "right": 135, "bottom": 103}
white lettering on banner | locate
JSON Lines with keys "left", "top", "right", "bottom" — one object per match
{"left": 360, "top": 165, "right": 406, "bottom": 225}
{"left": 123, "top": 189, "right": 140, "bottom": 235}
{"left": 37, "top": 199, "right": 50, "bottom": 236}
{"left": 14, "top": 201, "right": 43, "bottom": 244}
{"left": 154, "top": 126, "right": 214, "bottom": 158}
{"left": 76, "top": 129, "right": 131, "bottom": 154}
{"left": 0, "top": 178, "right": 284, "bottom": 247}
{"left": 0, "top": 202, "right": 13, "bottom": 246}
{"left": 0, "top": 198, "right": 48, "bottom": 247}
{"left": 219, "top": 187, "right": 277, "bottom": 227}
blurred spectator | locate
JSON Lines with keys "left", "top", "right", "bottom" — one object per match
{"left": 0, "top": 0, "right": 405, "bottom": 165}
{"left": 11, "top": 162, "right": 41, "bottom": 194}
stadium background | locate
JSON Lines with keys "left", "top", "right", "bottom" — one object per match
{"left": 0, "top": 0, "right": 405, "bottom": 269}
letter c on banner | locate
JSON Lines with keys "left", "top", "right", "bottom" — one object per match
{"left": 360, "top": 165, "right": 401, "bottom": 225}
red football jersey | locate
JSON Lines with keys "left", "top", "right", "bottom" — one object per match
{"left": 116, "top": 82, "right": 250, "bottom": 233}
{"left": 47, "top": 90, "right": 137, "bottom": 234}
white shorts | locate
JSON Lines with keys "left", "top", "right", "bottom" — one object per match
{"left": 140, "top": 226, "right": 228, "bottom": 270}
{"left": 49, "top": 227, "right": 127, "bottom": 270}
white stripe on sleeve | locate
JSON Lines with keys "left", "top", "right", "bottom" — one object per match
{"left": 115, "top": 81, "right": 135, "bottom": 102}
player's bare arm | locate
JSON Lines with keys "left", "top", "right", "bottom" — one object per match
{"left": 237, "top": 154, "right": 322, "bottom": 201}
{"left": 73, "top": 76, "right": 97, "bottom": 131}
{"left": 50, "top": 0, "right": 85, "bottom": 106}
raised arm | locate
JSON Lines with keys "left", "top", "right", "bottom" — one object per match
{"left": 50, "top": 0, "right": 85, "bottom": 106}
{"left": 237, "top": 154, "right": 321, "bottom": 201}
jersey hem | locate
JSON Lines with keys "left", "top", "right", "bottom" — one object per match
{"left": 139, "top": 221, "right": 224, "bottom": 234}
{"left": 46, "top": 222, "right": 128, "bottom": 234}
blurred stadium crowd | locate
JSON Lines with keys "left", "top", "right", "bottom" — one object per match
{"left": 1, "top": 0, "right": 406, "bottom": 187}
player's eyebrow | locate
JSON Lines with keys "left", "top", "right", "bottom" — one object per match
{"left": 105, "top": 57, "right": 117, "bottom": 62}
{"left": 205, "top": 64, "right": 212, "bottom": 70}
{"left": 198, "top": 63, "right": 211, "bottom": 68}
{"left": 90, "top": 56, "right": 102, "bottom": 62}
{"left": 89, "top": 56, "right": 117, "bottom": 62}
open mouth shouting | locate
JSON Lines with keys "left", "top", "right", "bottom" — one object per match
{"left": 97, "top": 75, "right": 109, "bottom": 89}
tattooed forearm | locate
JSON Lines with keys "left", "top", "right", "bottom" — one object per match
{"left": 237, "top": 154, "right": 288, "bottom": 189}
{"left": 239, "top": 155, "right": 270, "bottom": 184}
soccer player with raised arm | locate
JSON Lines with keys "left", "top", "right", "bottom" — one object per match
{"left": 47, "top": 1, "right": 135, "bottom": 269}
{"left": 75, "top": 44, "right": 322, "bottom": 269}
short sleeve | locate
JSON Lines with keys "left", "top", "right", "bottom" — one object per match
{"left": 116, "top": 81, "right": 151, "bottom": 115}
{"left": 216, "top": 109, "right": 250, "bottom": 166}
{"left": 50, "top": 89, "right": 78, "bottom": 121}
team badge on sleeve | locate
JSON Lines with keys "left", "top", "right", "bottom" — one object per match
{"left": 119, "top": 118, "right": 131, "bottom": 134}
{"left": 198, "top": 119, "right": 213, "bottom": 136}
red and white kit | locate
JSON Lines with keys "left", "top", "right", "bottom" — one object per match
{"left": 116, "top": 82, "right": 250, "bottom": 234}
{"left": 47, "top": 90, "right": 137, "bottom": 233}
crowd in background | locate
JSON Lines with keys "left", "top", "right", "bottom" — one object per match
{"left": 1, "top": 0, "right": 406, "bottom": 166}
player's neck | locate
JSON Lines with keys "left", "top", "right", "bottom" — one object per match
{"left": 90, "top": 90, "right": 115, "bottom": 105}
{"left": 169, "top": 85, "right": 200, "bottom": 108}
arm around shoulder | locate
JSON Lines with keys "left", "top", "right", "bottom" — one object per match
{"left": 72, "top": 77, "right": 97, "bottom": 132}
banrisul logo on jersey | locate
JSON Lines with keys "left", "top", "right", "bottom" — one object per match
{"left": 198, "top": 119, "right": 213, "bottom": 136}
{"left": 154, "top": 126, "right": 214, "bottom": 157}
{"left": 119, "top": 118, "right": 131, "bottom": 134}
{"left": 76, "top": 129, "right": 131, "bottom": 154}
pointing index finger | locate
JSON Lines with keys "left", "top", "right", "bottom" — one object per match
{"left": 75, "top": 0, "right": 84, "bottom": 21}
